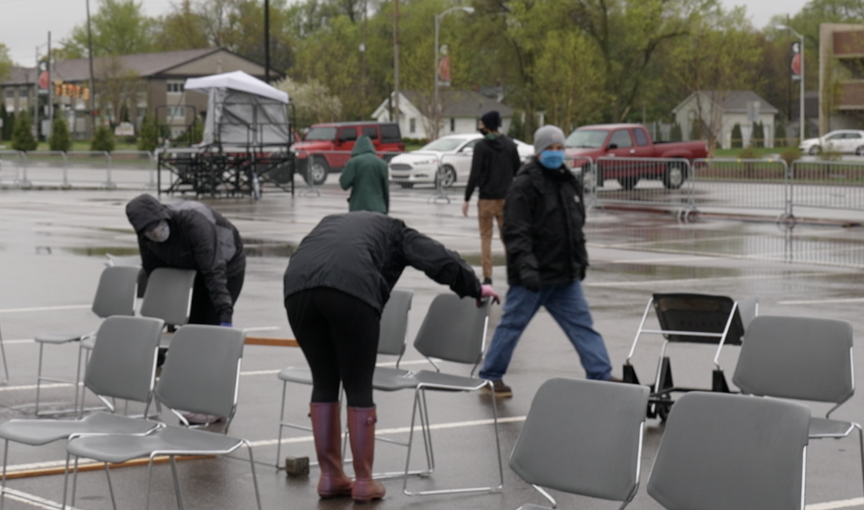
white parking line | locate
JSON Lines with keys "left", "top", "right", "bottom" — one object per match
{"left": 807, "top": 498, "right": 864, "bottom": 509}
{"left": 0, "top": 305, "right": 90, "bottom": 313}
{"left": 2, "top": 487, "right": 82, "bottom": 510}
{"left": 779, "top": 297, "right": 864, "bottom": 305}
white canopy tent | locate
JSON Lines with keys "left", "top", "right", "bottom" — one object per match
{"left": 185, "top": 71, "right": 291, "bottom": 147}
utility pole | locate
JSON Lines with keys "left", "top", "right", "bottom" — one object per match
{"left": 393, "top": 0, "right": 400, "bottom": 125}
{"left": 48, "top": 32, "right": 53, "bottom": 128}
{"left": 264, "top": 0, "right": 270, "bottom": 82}
{"left": 361, "top": 0, "right": 367, "bottom": 115}
{"left": 86, "top": 0, "right": 96, "bottom": 138}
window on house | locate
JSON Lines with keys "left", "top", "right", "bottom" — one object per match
{"left": 166, "top": 81, "right": 185, "bottom": 94}
{"left": 409, "top": 118, "right": 416, "bottom": 134}
{"left": 166, "top": 106, "right": 187, "bottom": 119}
{"left": 450, "top": 118, "right": 455, "bottom": 132}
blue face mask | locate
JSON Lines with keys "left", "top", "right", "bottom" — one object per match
{"left": 539, "top": 150, "right": 565, "bottom": 169}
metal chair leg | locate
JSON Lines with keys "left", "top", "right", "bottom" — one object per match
{"left": 244, "top": 440, "right": 263, "bottom": 510}
{"left": 0, "top": 325, "right": 8, "bottom": 385}
{"left": 274, "top": 380, "right": 287, "bottom": 469}
{"left": 104, "top": 462, "right": 118, "bottom": 510}
{"left": 1, "top": 439, "right": 8, "bottom": 510}
{"left": 169, "top": 455, "right": 185, "bottom": 510}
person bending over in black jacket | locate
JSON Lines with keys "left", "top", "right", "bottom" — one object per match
{"left": 283, "top": 211, "right": 499, "bottom": 503}
{"left": 125, "top": 194, "right": 246, "bottom": 327}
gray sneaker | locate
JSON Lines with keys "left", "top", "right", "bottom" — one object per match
{"left": 481, "top": 379, "right": 513, "bottom": 398}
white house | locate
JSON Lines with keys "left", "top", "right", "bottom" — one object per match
{"left": 672, "top": 90, "right": 778, "bottom": 148}
{"left": 371, "top": 90, "right": 514, "bottom": 140}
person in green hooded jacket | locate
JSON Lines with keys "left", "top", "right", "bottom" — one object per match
{"left": 339, "top": 135, "right": 390, "bottom": 214}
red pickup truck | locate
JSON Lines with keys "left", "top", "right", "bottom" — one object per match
{"left": 565, "top": 124, "right": 708, "bottom": 190}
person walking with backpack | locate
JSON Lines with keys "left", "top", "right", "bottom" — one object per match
{"left": 461, "top": 110, "right": 522, "bottom": 285}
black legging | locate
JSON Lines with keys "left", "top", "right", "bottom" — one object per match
{"left": 285, "top": 287, "right": 380, "bottom": 408}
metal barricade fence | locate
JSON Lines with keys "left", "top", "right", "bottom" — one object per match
{"left": 1, "top": 151, "right": 158, "bottom": 189}
{"left": 0, "top": 150, "right": 28, "bottom": 187}
{"left": 789, "top": 160, "right": 864, "bottom": 214}
{"left": 690, "top": 158, "right": 790, "bottom": 219}
{"left": 567, "top": 156, "right": 595, "bottom": 208}
{"left": 593, "top": 157, "right": 694, "bottom": 212}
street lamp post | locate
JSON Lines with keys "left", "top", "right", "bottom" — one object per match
{"left": 777, "top": 24, "right": 805, "bottom": 144}
{"left": 433, "top": 6, "right": 474, "bottom": 139}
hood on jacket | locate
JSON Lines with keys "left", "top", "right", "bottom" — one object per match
{"left": 351, "top": 135, "right": 376, "bottom": 156}
{"left": 483, "top": 134, "right": 507, "bottom": 152}
{"left": 126, "top": 194, "right": 171, "bottom": 233}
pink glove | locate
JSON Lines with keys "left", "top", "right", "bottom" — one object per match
{"left": 477, "top": 284, "right": 501, "bottom": 306}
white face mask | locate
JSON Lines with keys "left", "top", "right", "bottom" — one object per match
{"left": 144, "top": 220, "right": 170, "bottom": 243}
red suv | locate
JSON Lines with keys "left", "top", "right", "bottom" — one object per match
{"left": 292, "top": 122, "right": 404, "bottom": 185}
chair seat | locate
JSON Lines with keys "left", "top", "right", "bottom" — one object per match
{"left": 411, "top": 370, "right": 487, "bottom": 391}
{"left": 278, "top": 366, "right": 312, "bottom": 385}
{"left": 372, "top": 367, "right": 416, "bottom": 391}
{"left": 80, "top": 336, "right": 97, "bottom": 351}
{"left": 159, "top": 333, "right": 174, "bottom": 348}
{"left": 0, "top": 412, "right": 159, "bottom": 446}
{"left": 810, "top": 417, "right": 857, "bottom": 438}
{"left": 34, "top": 333, "right": 82, "bottom": 344}
{"left": 67, "top": 424, "right": 244, "bottom": 464}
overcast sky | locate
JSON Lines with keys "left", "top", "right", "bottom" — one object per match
{"left": 2, "top": 0, "right": 811, "bottom": 67}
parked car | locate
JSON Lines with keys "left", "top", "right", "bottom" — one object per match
{"left": 799, "top": 130, "right": 864, "bottom": 155}
{"left": 565, "top": 124, "right": 708, "bottom": 190}
{"left": 291, "top": 122, "right": 404, "bottom": 185}
{"left": 388, "top": 133, "right": 534, "bottom": 188}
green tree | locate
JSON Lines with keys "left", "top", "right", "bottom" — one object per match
{"left": 0, "top": 104, "right": 8, "bottom": 141}
{"left": 0, "top": 43, "right": 12, "bottom": 83}
{"left": 670, "top": 122, "right": 683, "bottom": 141}
{"left": 91, "top": 124, "right": 116, "bottom": 152}
{"left": 752, "top": 121, "right": 764, "bottom": 147}
{"left": 11, "top": 111, "right": 38, "bottom": 151}
{"left": 137, "top": 111, "right": 160, "bottom": 151}
{"left": 49, "top": 116, "right": 72, "bottom": 152}
{"left": 731, "top": 123, "right": 742, "bottom": 148}
{"left": 776, "top": 121, "right": 787, "bottom": 146}
{"left": 59, "top": 0, "right": 155, "bottom": 57}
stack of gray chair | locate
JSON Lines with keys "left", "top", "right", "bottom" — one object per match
{"left": 0, "top": 315, "right": 165, "bottom": 510}
{"left": 274, "top": 289, "right": 414, "bottom": 470}
{"left": 509, "top": 378, "right": 649, "bottom": 510}
{"left": 34, "top": 265, "right": 141, "bottom": 416}
{"left": 137, "top": 267, "right": 197, "bottom": 349}
{"left": 647, "top": 391, "right": 811, "bottom": 510}
{"left": 64, "top": 324, "right": 261, "bottom": 510}
{"left": 733, "top": 315, "right": 863, "bottom": 498}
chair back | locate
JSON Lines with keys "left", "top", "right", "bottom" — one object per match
{"left": 413, "top": 294, "right": 490, "bottom": 365}
{"left": 647, "top": 392, "right": 810, "bottom": 510}
{"left": 509, "top": 378, "right": 649, "bottom": 502}
{"left": 732, "top": 315, "right": 854, "bottom": 405}
{"left": 156, "top": 325, "right": 246, "bottom": 419}
{"left": 652, "top": 293, "right": 747, "bottom": 345}
{"left": 91, "top": 266, "right": 141, "bottom": 318}
{"left": 377, "top": 289, "right": 413, "bottom": 357}
{"left": 84, "top": 316, "right": 165, "bottom": 403}
{"left": 139, "top": 268, "right": 197, "bottom": 326}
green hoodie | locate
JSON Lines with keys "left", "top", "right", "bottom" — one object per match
{"left": 340, "top": 135, "right": 390, "bottom": 214}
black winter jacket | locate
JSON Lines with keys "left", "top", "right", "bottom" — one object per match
{"left": 464, "top": 134, "right": 522, "bottom": 201}
{"left": 126, "top": 195, "right": 246, "bottom": 323}
{"left": 503, "top": 158, "right": 588, "bottom": 287}
{"left": 283, "top": 212, "right": 482, "bottom": 314}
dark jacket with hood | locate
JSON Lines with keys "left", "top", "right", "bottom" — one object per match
{"left": 126, "top": 194, "right": 246, "bottom": 324}
{"left": 283, "top": 212, "right": 481, "bottom": 314}
{"left": 464, "top": 134, "right": 522, "bottom": 201}
{"left": 339, "top": 135, "right": 389, "bottom": 214}
{"left": 503, "top": 157, "right": 588, "bottom": 287}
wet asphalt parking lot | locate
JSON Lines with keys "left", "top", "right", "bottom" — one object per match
{"left": 1, "top": 181, "right": 864, "bottom": 509}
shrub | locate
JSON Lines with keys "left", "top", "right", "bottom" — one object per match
{"left": 670, "top": 122, "right": 682, "bottom": 142}
{"left": 48, "top": 115, "right": 72, "bottom": 152}
{"left": 91, "top": 124, "right": 116, "bottom": 152}
{"left": 775, "top": 122, "right": 787, "bottom": 147}
{"left": 11, "top": 111, "right": 38, "bottom": 151}
{"left": 779, "top": 147, "right": 801, "bottom": 167}
{"left": 0, "top": 104, "right": 8, "bottom": 141}
{"left": 751, "top": 122, "right": 764, "bottom": 148}
{"left": 730, "top": 123, "right": 742, "bottom": 148}
{"left": 737, "top": 146, "right": 759, "bottom": 159}
{"left": 137, "top": 112, "right": 159, "bottom": 152}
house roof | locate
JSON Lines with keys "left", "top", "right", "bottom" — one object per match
{"left": 2, "top": 66, "right": 39, "bottom": 86}
{"left": 401, "top": 90, "right": 514, "bottom": 117}
{"left": 673, "top": 90, "right": 779, "bottom": 114}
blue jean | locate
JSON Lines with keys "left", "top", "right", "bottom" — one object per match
{"left": 479, "top": 281, "right": 612, "bottom": 381}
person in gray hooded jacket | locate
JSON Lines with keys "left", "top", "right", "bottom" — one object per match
{"left": 125, "top": 194, "right": 245, "bottom": 326}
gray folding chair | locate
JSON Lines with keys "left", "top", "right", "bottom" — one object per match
{"left": 732, "top": 315, "right": 864, "bottom": 498}
{"left": 0, "top": 316, "right": 164, "bottom": 510}
{"left": 138, "top": 267, "right": 197, "bottom": 348}
{"left": 34, "top": 265, "right": 141, "bottom": 416}
{"left": 274, "top": 289, "right": 414, "bottom": 469}
{"left": 64, "top": 324, "right": 260, "bottom": 510}
{"left": 105, "top": 252, "right": 146, "bottom": 298}
{"left": 402, "top": 294, "right": 503, "bottom": 496}
{"left": 510, "top": 378, "right": 649, "bottom": 510}
{"left": 647, "top": 392, "right": 810, "bottom": 510}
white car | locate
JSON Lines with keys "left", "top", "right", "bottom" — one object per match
{"left": 799, "top": 130, "right": 864, "bottom": 155}
{"left": 389, "top": 134, "right": 534, "bottom": 188}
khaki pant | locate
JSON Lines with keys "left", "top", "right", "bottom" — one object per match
{"left": 477, "top": 199, "right": 506, "bottom": 280}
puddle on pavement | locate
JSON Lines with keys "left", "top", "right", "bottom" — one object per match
{"left": 63, "top": 241, "right": 297, "bottom": 258}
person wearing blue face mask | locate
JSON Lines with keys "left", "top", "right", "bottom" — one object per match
{"left": 478, "top": 125, "right": 618, "bottom": 398}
